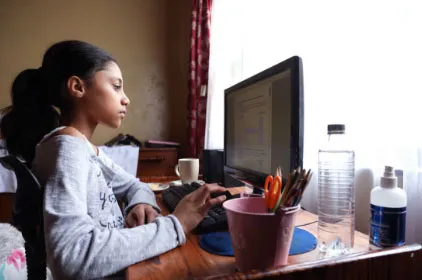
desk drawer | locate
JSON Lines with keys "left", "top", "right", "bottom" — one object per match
{"left": 137, "top": 148, "right": 178, "bottom": 178}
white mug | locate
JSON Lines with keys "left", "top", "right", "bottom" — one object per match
{"left": 174, "top": 158, "right": 199, "bottom": 184}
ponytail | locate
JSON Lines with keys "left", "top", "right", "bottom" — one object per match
{"left": 1, "top": 40, "right": 115, "bottom": 164}
{"left": 0, "top": 68, "right": 59, "bottom": 164}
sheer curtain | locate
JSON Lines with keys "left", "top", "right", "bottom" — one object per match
{"left": 206, "top": 0, "right": 422, "bottom": 243}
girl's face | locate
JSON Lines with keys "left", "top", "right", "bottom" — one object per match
{"left": 82, "top": 61, "right": 130, "bottom": 128}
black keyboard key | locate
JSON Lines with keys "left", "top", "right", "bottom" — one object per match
{"left": 190, "top": 181, "right": 202, "bottom": 189}
{"left": 198, "top": 217, "right": 215, "bottom": 228}
{"left": 215, "top": 207, "right": 225, "bottom": 214}
{"left": 208, "top": 211, "right": 220, "bottom": 220}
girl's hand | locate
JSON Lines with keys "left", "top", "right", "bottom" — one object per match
{"left": 173, "top": 184, "right": 227, "bottom": 233}
{"left": 125, "top": 204, "right": 159, "bottom": 227}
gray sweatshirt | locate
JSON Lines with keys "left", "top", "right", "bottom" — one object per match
{"left": 32, "top": 135, "right": 186, "bottom": 279}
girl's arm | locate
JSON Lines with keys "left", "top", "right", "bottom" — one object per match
{"left": 97, "top": 150, "right": 160, "bottom": 214}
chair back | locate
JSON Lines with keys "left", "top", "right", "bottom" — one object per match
{"left": 0, "top": 156, "right": 46, "bottom": 280}
{"left": 0, "top": 192, "right": 14, "bottom": 223}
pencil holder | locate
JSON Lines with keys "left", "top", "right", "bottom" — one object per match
{"left": 223, "top": 197, "right": 300, "bottom": 272}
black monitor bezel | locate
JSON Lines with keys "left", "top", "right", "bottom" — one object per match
{"left": 223, "top": 56, "right": 304, "bottom": 188}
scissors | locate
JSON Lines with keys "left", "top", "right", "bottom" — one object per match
{"left": 264, "top": 167, "right": 282, "bottom": 212}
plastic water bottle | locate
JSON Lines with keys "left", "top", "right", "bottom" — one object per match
{"left": 318, "top": 124, "right": 355, "bottom": 256}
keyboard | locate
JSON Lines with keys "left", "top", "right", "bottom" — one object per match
{"left": 162, "top": 182, "right": 240, "bottom": 234}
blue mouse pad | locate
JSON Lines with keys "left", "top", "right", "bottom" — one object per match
{"left": 199, "top": 232, "right": 234, "bottom": 256}
{"left": 199, "top": 228, "right": 317, "bottom": 256}
{"left": 289, "top": 227, "right": 318, "bottom": 255}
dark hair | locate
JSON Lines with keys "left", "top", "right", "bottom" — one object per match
{"left": 0, "top": 40, "right": 116, "bottom": 163}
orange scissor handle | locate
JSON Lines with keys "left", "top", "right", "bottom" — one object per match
{"left": 269, "top": 176, "right": 282, "bottom": 210}
{"left": 264, "top": 175, "right": 282, "bottom": 210}
{"left": 264, "top": 175, "right": 273, "bottom": 208}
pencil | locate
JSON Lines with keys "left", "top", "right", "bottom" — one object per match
{"left": 271, "top": 167, "right": 313, "bottom": 210}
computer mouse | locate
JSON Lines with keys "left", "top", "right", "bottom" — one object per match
{"left": 210, "top": 190, "right": 234, "bottom": 200}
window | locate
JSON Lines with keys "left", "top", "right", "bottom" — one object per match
{"left": 207, "top": 0, "right": 422, "bottom": 243}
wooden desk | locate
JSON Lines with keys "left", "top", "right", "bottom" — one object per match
{"left": 126, "top": 187, "right": 422, "bottom": 280}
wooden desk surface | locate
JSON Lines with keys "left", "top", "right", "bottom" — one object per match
{"left": 126, "top": 187, "right": 422, "bottom": 280}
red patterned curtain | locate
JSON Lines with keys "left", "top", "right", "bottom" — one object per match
{"left": 187, "top": 0, "right": 212, "bottom": 158}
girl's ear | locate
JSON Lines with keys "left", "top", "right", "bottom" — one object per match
{"left": 67, "top": 76, "right": 86, "bottom": 99}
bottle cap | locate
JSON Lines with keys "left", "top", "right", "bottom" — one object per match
{"left": 381, "top": 166, "right": 397, "bottom": 188}
{"left": 327, "top": 124, "right": 345, "bottom": 134}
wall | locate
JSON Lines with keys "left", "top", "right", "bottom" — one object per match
{"left": 0, "top": 0, "right": 191, "bottom": 150}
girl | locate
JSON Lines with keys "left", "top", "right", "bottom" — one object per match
{"left": 0, "top": 40, "right": 226, "bottom": 279}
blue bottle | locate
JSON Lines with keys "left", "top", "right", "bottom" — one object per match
{"left": 370, "top": 166, "right": 407, "bottom": 247}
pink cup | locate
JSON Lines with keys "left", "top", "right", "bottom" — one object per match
{"left": 240, "top": 190, "right": 264, "bottom": 198}
{"left": 223, "top": 197, "right": 299, "bottom": 272}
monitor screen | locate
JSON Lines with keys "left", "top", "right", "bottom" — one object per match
{"left": 224, "top": 56, "right": 304, "bottom": 188}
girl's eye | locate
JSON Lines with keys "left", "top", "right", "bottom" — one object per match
{"left": 114, "top": 84, "right": 122, "bottom": 90}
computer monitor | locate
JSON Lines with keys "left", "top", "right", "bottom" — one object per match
{"left": 224, "top": 56, "right": 304, "bottom": 188}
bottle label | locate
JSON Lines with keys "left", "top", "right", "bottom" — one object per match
{"left": 370, "top": 204, "right": 406, "bottom": 247}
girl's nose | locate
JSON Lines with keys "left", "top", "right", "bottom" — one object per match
{"left": 122, "top": 92, "right": 130, "bottom": 106}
